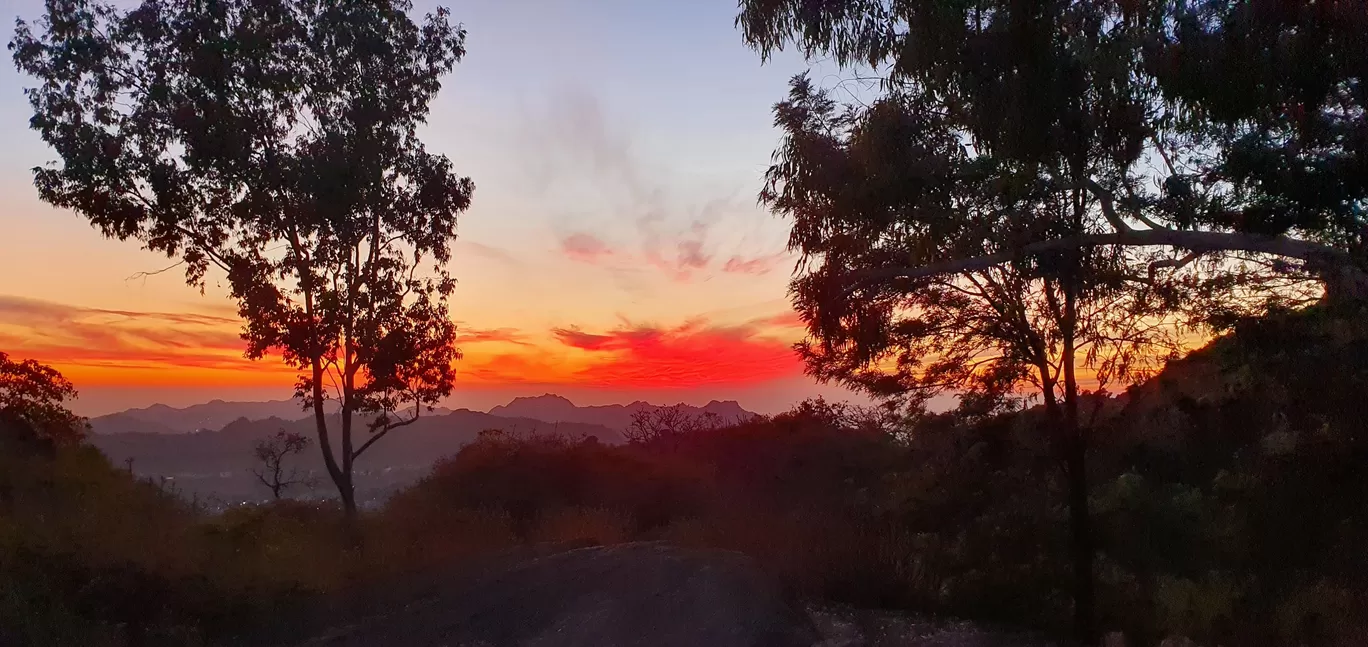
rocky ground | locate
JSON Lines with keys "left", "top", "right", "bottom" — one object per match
{"left": 807, "top": 606, "right": 1061, "bottom": 647}
{"left": 273, "top": 541, "right": 1057, "bottom": 647}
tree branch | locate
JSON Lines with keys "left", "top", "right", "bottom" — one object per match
{"left": 351, "top": 410, "right": 421, "bottom": 460}
{"left": 1120, "top": 184, "right": 1172, "bottom": 231}
{"left": 854, "top": 229, "right": 1365, "bottom": 292}
{"left": 1083, "top": 180, "right": 1133, "bottom": 233}
{"left": 1147, "top": 250, "right": 1203, "bottom": 280}
{"left": 125, "top": 260, "right": 186, "bottom": 284}
{"left": 251, "top": 467, "right": 275, "bottom": 493}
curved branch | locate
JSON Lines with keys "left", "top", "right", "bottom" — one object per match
{"left": 854, "top": 229, "right": 1366, "bottom": 293}
{"left": 1085, "top": 179, "right": 1168, "bottom": 232}
{"left": 1147, "top": 250, "right": 1203, "bottom": 280}
{"left": 126, "top": 260, "right": 186, "bottom": 283}
{"left": 1083, "top": 179, "right": 1132, "bottom": 233}
{"left": 351, "top": 410, "right": 421, "bottom": 460}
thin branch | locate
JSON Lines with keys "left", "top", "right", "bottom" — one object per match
{"left": 351, "top": 409, "right": 421, "bottom": 460}
{"left": 1151, "top": 134, "right": 1179, "bottom": 177}
{"left": 1147, "top": 250, "right": 1203, "bottom": 280}
{"left": 125, "top": 260, "right": 186, "bottom": 284}
{"left": 172, "top": 224, "right": 235, "bottom": 273}
{"left": 1120, "top": 183, "right": 1173, "bottom": 231}
{"left": 856, "top": 228, "right": 1365, "bottom": 291}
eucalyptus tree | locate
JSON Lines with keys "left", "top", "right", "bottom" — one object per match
{"left": 738, "top": 0, "right": 1365, "bottom": 640}
{"left": 12, "top": 0, "right": 475, "bottom": 516}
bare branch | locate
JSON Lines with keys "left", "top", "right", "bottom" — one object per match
{"left": 1150, "top": 134, "right": 1179, "bottom": 177}
{"left": 251, "top": 468, "right": 274, "bottom": 492}
{"left": 125, "top": 260, "right": 186, "bottom": 284}
{"left": 352, "top": 410, "right": 421, "bottom": 460}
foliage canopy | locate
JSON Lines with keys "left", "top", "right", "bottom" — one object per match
{"left": 12, "top": 0, "right": 474, "bottom": 511}
{"left": 0, "top": 351, "right": 86, "bottom": 446}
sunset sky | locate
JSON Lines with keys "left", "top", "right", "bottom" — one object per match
{"left": 0, "top": 0, "right": 872, "bottom": 416}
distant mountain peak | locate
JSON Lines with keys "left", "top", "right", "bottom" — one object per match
{"left": 510, "top": 394, "right": 576, "bottom": 404}
{"left": 487, "top": 394, "right": 759, "bottom": 431}
{"left": 90, "top": 399, "right": 327, "bottom": 435}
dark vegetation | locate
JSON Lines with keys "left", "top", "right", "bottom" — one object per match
{"left": 732, "top": 1, "right": 1368, "bottom": 643}
{"left": 4, "top": 305, "right": 1368, "bottom": 645}
{"left": 7, "top": 0, "right": 1368, "bottom": 645}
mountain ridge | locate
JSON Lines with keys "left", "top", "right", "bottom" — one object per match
{"left": 90, "top": 394, "right": 760, "bottom": 435}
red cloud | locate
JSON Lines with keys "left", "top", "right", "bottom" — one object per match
{"left": 549, "top": 319, "right": 803, "bottom": 387}
{"left": 561, "top": 233, "right": 614, "bottom": 264}
{"left": 552, "top": 328, "right": 618, "bottom": 350}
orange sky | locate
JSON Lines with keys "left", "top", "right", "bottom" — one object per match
{"left": 0, "top": 1, "right": 880, "bottom": 415}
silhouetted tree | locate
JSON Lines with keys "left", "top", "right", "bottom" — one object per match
{"left": 625, "top": 405, "right": 722, "bottom": 446}
{"left": 251, "top": 429, "right": 313, "bottom": 500}
{"left": 0, "top": 351, "right": 86, "bottom": 449}
{"left": 12, "top": 0, "right": 474, "bottom": 516}
{"left": 736, "top": 0, "right": 1367, "bottom": 641}
{"left": 0, "top": 353, "right": 86, "bottom": 515}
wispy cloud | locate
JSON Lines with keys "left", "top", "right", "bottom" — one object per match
{"left": 455, "top": 240, "right": 523, "bottom": 266}
{"left": 0, "top": 295, "right": 239, "bottom": 327}
{"left": 722, "top": 252, "right": 790, "bottom": 276}
{"left": 560, "top": 233, "right": 616, "bottom": 264}
{"left": 522, "top": 89, "right": 775, "bottom": 284}
{"left": 0, "top": 295, "right": 263, "bottom": 379}
{"left": 454, "top": 327, "right": 531, "bottom": 346}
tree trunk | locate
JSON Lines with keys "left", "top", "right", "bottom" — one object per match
{"left": 1062, "top": 274, "right": 1097, "bottom": 646}
{"left": 270, "top": 457, "right": 284, "bottom": 499}
{"left": 309, "top": 358, "right": 352, "bottom": 516}
{"left": 1064, "top": 423, "right": 1096, "bottom": 644}
{"left": 340, "top": 403, "right": 358, "bottom": 521}
{"left": 338, "top": 473, "right": 357, "bottom": 517}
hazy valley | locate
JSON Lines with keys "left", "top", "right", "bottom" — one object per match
{"left": 86, "top": 395, "right": 757, "bottom": 508}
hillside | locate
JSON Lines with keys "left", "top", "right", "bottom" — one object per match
{"left": 82, "top": 394, "right": 759, "bottom": 505}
